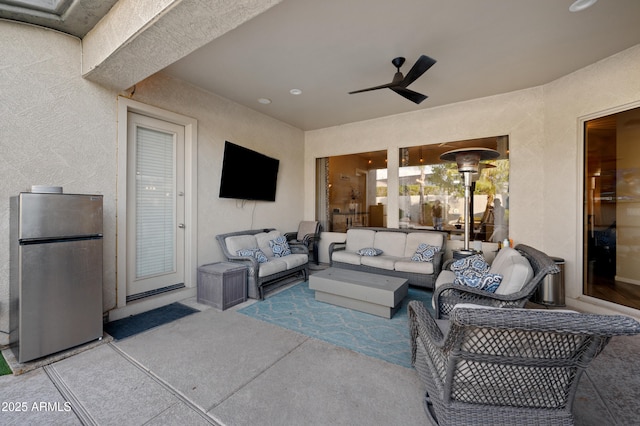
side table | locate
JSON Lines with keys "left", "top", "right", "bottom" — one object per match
{"left": 197, "top": 262, "right": 247, "bottom": 310}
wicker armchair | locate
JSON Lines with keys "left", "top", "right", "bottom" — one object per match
{"left": 408, "top": 301, "right": 640, "bottom": 425}
{"left": 434, "top": 244, "right": 559, "bottom": 319}
{"left": 285, "top": 221, "right": 321, "bottom": 265}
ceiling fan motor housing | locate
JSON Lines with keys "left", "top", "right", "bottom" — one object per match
{"left": 392, "top": 57, "right": 406, "bottom": 69}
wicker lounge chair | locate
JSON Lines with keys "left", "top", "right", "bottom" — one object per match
{"left": 433, "top": 244, "right": 559, "bottom": 319}
{"left": 408, "top": 301, "right": 640, "bottom": 425}
{"left": 285, "top": 220, "right": 322, "bottom": 265}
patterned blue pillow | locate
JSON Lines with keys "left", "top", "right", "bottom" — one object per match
{"left": 357, "top": 247, "right": 383, "bottom": 256}
{"left": 411, "top": 243, "right": 441, "bottom": 262}
{"left": 236, "top": 248, "right": 268, "bottom": 263}
{"left": 454, "top": 269, "right": 502, "bottom": 293}
{"left": 450, "top": 254, "right": 490, "bottom": 274}
{"left": 269, "top": 236, "right": 292, "bottom": 257}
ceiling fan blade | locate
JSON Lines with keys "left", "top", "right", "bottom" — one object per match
{"left": 348, "top": 82, "right": 395, "bottom": 94}
{"left": 390, "top": 87, "right": 428, "bottom": 104}
{"left": 400, "top": 55, "right": 436, "bottom": 88}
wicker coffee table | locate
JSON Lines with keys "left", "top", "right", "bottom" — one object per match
{"left": 309, "top": 268, "right": 408, "bottom": 318}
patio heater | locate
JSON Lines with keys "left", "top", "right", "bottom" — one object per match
{"left": 440, "top": 148, "right": 499, "bottom": 258}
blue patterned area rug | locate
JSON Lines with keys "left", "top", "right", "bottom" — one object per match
{"left": 238, "top": 281, "right": 434, "bottom": 368}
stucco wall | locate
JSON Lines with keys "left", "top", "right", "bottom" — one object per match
{"left": 0, "top": 22, "right": 117, "bottom": 345}
{"left": 543, "top": 44, "right": 640, "bottom": 317}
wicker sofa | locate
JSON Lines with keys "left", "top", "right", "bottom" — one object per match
{"left": 216, "top": 228, "right": 309, "bottom": 299}
{"left": 328, "top": 227, "right": 447, "bottom": 289}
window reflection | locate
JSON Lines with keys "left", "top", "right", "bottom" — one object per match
{"left": 399, "top": 137, "right": 509, "bottom": 242}
{"left": 315, "top": 136, "right": 510, "bottom": 244}
{"left": 317, "top": 151, "right": 388, "bottom": 232}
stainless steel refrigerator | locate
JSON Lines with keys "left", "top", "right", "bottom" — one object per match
{"left": 10, "top": 192, "right": 103, "bottom": 363}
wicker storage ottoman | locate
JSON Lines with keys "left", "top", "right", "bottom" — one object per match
{"left": 197, "top": 262, "right": 247, "bottom": 310}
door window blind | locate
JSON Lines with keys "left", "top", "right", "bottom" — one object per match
{"left": 135, "top": 126, "right": 176, "bottom": 278}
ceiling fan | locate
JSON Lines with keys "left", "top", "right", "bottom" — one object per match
{"left": 348, "top": 55, "right": 436, "bottom": 104}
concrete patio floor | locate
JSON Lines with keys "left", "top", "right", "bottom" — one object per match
{"left": 2, "top": 279, "right": 639, "bottom": 425}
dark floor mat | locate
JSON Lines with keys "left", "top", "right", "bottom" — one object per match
{"left": 104, "top": 302, "right": 199, "bottom": 340}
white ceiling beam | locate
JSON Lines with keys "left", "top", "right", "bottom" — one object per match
{"left": 82, "top": 0, "right": 281, "bottom": 91}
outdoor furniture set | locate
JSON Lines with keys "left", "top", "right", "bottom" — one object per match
{"left": 216, "top": 226, "right": 640, "bottom": 424}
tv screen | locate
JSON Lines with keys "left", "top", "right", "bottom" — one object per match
{"left": 219, "top": 141, "right": 280, "bottom": 201}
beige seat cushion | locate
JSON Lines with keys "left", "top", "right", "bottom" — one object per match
{"left": 225, "top": 235, "right": 259, "bottom": 254}
{"left": 394, "top": 259, "right": 435, "bottom": 275}
{"left": 373, "top": 232, "right": 407, "bottom": 257}
{"left": 276, "top": 253, "right": 308, "bottom": 269}
{"left": 435, "top": 270, "right": 456, "bottom": 290}
{"left": 361, "top": 254, "right": 399, "bottom": 271}
{"left": 489, "top": 247, "right": 520, "bottom": 274}
{"left": 345, "top": 229, "right": 376, "bottom": 252}
{"left": 257, "top": 259, "right": 287, "bottom": 277}
{"left": 331, "top": 250, "right": 362, "bottom": 265}
{"left": 494, "top": 254, "right": 534, "bottom": 295}
{"left": 404, "top": 232, "right": 445, "bottom": 257}
{"left": 256, "top": 230, "right": 282, "bottom": 258}
{"left": 296, "top": 221, "right": 318, "bottom": 240}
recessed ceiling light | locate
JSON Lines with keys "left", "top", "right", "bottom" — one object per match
{"left": 257, "top": 98, "right": 272, "bottom": 104}
{"left": 289, "top": 89, "right": 302, "bottom": 95}
{"left": 569, "top": 0, "right": 598, "bottom": 12}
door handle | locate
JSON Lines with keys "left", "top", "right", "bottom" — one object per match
{"left": 178, "top": 223, "right": 185, "bottom": 229}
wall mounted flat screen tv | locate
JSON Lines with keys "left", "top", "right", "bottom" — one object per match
{"left": 219, "top": 141, "right": 280, "bottom": 201}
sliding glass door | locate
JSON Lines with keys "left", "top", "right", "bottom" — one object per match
{"left": 584, "top": 106, "right": 640, "bottom": 310}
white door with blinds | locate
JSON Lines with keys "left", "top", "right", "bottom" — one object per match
{"left": 126, "top": 112, "right": 185, "bottom": 298}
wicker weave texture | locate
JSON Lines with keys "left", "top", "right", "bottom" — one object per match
{"left": 408, "top": 300, "right": 640, "bottom": 425}
{"left": 285, "top": 221, "right": 322, "bottom": 264}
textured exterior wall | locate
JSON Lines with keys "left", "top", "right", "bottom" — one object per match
{"left": 0, "top": 22, "right": 118, "bottom": 345}
{"left": 543, "top": 44, "right": 640, "bottom": 317}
